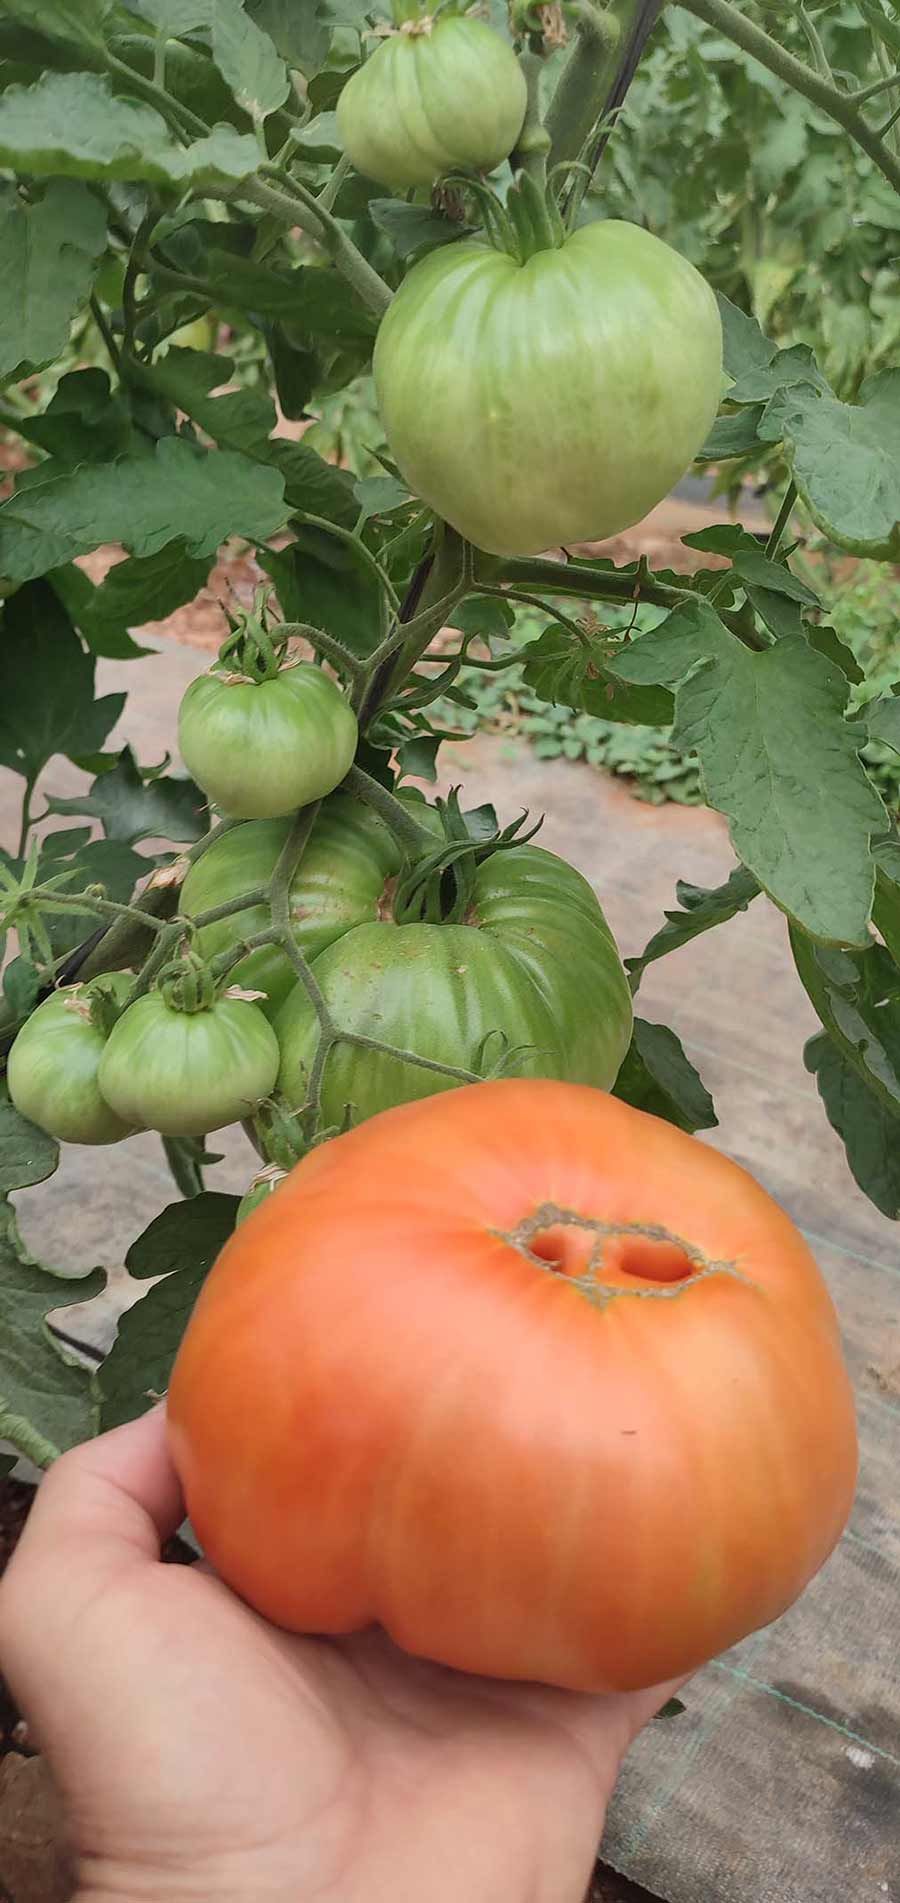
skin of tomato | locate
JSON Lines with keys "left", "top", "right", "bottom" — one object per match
{"left": 180, "top": 793, "right": 437, "bottom": 1017}
{"left": 273, "top": 844, "right": 633, "bottom": 1124}
{"left": 7, "top": 973, "right": 136, "bottom": 1145}
{"left": 167, "top": 1079, "right": 858, "bottom": 1693}
{"left": 373, "top": 220, "right": 723, "bottom": 557}
{"left": 335, "top": 16, "right": 527, "bottom": 190}
{"left": 177, "top": 663, "right": 358, "bottom": 820}
{"left": 98, "top": 994, "right": 279, "bottom": 1138}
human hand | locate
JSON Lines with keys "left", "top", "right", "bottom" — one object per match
{"left": 0, "top": 1410, "right": 680, "bottom": 1903}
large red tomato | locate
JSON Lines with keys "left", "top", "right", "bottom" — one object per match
{"left": 167, "top": 1080, "right": 857, "bottom": 1693}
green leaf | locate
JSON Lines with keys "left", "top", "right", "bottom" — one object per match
{"left": 97, "top": 1193, "right": 238, "bottom": 1430}
{"left": 613, "top": 601, "right": 887, "bottom": 945}
{"left": 288, "top": 109, "right": 342, "bottom": 157}
{"left": 369, "top": 197, "right": 467, "bottom": 260}
{"left": 0, "top": 0, "right": 111, "bottom": 49}
{"left": 0, "top": 179, "right": 106, "bottom": 382}
{"left": 396, "top": 732, "right": 441, "bottom": 782}
{"left": 51, "top": 543, "right": 211, "bottom": 659}
{"left": 716, "top": 294, "right": 775, "bottom": 386}
{"left": 3, "top": 956, "right": 39, "bottom": 1018}
{"left": 260, "top": 533, "right": 382, "bottom": 658}
{"left": 0, "top": 580, "right": 124, "bottom": 782}
{"left": 683, "top": 525, "right": 819, "bottom": 608}
{"left": 211, "top": 0, "right": 288, "bottom": 119}
{"left": 696, "top": 406, "right": 766, "bottom": 463}
{"left": 0, "top": 72, "right": 260, "bottom": 184}
{"left": 138, "top": 346, "right": 360, "bottom": 524}
{"left": 613, "top": 1018, "right": 717, "bottom": 1134}
{"left": 806, "top": 1031, "right": 900, "bottom": 1221}
{"left": 0, "top": 1201, "right": 103, "bottom": 1464}
{"left": 268, "top": 325, "right": 318, "bottom": 422}
{"left": 162, "top": 1132, "right": 222, "bottom": 1198}
{"left": 759, "top": 372, "right": 900, "bottom": 561}
{"left": 352, "top": 474, "right": 411, "bottom": 522}
{"left": 246, "top": 0, "right": 331, "bottom": 73}
{"left": 521, "top": 626, "right": 674, "bottom": 727}
{"left": 133, "top": 1, "right": 214, "bottom": 30}
{"left": 0, "top": 435, "right": 287, "bottom": 583}
{"left": 44, "top": 746, "right": 207, "bottom": 844}
{"left": 17, "top": 367, "right": 139, "bottom": 465}
{"left": 448, "top": 596, "right": 515, "bottom": 639}
{"left": 626, "top": 863, "right": 761, "bottom": 990}
{"left": 729, "top": 343, "right": 827, "bottom": 407}
{"left": 873, "top": 863, "right": 900, "bottom": 965}
{"left": 0, "top": 1094, "right": 58, "bottom": 1195}
{"left": 867, "top": 694, "right": 900, "bottom": 755}
{"left": 791, "top": 928, "right": 900, "bottom": 1116}
{"left": 805, "top": 624, "right": 863, "bottom": 685}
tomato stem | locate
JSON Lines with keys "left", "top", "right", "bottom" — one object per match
{"left": 341, "top": 766, "right": 436, "bottom": 855}
{"left": 678, "top": 0, "right": 900, "bottom": 197}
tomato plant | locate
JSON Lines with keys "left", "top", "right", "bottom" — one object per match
{"left": 0, "top": 0, "right": 896, "bottom": 1698}
{"left": 168, "top": 1079, "right": 857, "bottom": 1691}
{"left": 336, "top": 5, "right": 528, "bottom": 189}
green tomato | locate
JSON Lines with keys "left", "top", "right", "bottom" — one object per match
{"left": 335, "top": 14, "right": 526, "bottom": 190}
{"left": 236, "top": 1165, "right": 289, "bottom": 1227}
{"left": 373, "top": 220, "right": 723, "bottom": 556}
{"left": 274, "top": 842, "right": 632, "bottom": 1126}
{"left": 7, "top": 973, "right": 136, "bottom": 1146}
{"left": 180, "top": 792, "right": 441, "bottom": 1018}
{"left": 178, "top": 662, "right": 358, "bottom": 820}
{"left": 98, "top": 994, "right": 280, "bottom": 1138}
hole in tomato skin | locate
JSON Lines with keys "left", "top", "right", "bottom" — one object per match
{"left": 602, "top": 1234, "right": 694, "bottom": 1284}
{"left": 528, "top": 1226, "right": 596, "bottom": 1275}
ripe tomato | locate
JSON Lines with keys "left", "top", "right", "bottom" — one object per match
{"left": 178, "top": 661, "right": 358, "bottom": 821}
{"left": 336, "top": 13, "right": 526, "bottom": 189}
{"left": 273, "top": 842, "right": 633, "bottom": 1123}
{"left": 98, "top": 992, "right": 279, "bottom": 1137}
{"left": 168, "top": 1079, "right": 857, "bottom": 1692}
{"left": 374, "top": 220, "right": 723, "bottom": 556}
{"left": 7, "top": 974, "right": 135, "bottom": 1146}
{"left": 180, "top": 792, "right": 436, "bottom": 1017}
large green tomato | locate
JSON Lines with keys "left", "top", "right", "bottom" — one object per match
{"left": 273, "top": 843, "right": 633, "bottom": 1126}
{"left": 180, "top": 793, "right": 438, "bottom": 1018}
{"left": 178, "top": 661, "right": 358, "bottom": 820}
{"left": 335, "top": 14, "right": 526, "bottom": 190}
{"left": 373, "top": 220, "right": 723, "bottom": 556}
{"left": 98, "top": 993, "right": 279, "bottom": 1137}
{"left": 7, "top": 973, "right": 135, "bottom": 1146}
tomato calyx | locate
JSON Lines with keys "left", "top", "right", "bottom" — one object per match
{"left": 453, "top": 170, "right": 565, "bottom": 263}
{"left": 158, "top": 947, "right": 219, "bottom": 1015}
{"left": 390, "top": 789, "right": 542, "bottom": 925}
{"left": 216, "top": 584, "right": 290, "bottom": 686}
{"left": 75, "top": 974, "right": 128, "bottom": 1039}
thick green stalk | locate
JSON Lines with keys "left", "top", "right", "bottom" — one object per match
{"left": 342, "top": 766, "right": 435, "bottom": 854}
{"left": 677, "top": 0, "right": 900, "bottom": 196}
{"left": 239, "top": 178, "right": 393, "bottom": 318}
{"left": 512, "top": 50, "right": 552, "bottom": 186}
{"left": 545, "top": 2, "right": 625, "bottom": 169}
